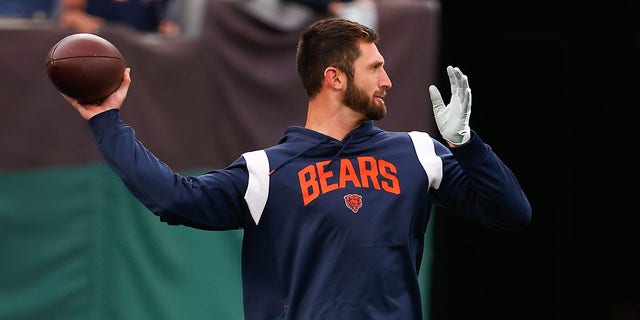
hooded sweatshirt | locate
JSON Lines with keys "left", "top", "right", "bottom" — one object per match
{"left": 89, "top": 109, "right": 531, "bottom": 320}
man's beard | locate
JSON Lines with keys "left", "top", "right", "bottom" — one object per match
{"left": 343, "top": 81, "right": 387, "bottom": 121}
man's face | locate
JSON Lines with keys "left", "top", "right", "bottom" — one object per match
{"left": 344, "top": 41, "right": 392, "bottom": 120}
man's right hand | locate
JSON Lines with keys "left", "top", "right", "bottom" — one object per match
{"left": 63, "top": 68, "right": 131, "bottom": 120}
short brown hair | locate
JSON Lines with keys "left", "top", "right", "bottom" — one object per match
{"left": 296, "top": 18, "right": 379, "bottom": 98}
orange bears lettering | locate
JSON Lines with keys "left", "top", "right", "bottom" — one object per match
{"left": 298, "top": 156, "right": 400, "bottom": 206}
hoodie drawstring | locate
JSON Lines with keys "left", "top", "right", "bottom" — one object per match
{"left": 327, "top": 134, "right": 354, "bottom": 167}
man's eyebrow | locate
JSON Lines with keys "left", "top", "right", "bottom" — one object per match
{"left": 370, "top": 59, "right": 384, "bottom": 68}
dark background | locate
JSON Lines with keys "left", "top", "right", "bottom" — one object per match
{"left": 430, "top": 1, "right": 639, "bottom": 319}
{"left": 1, "top": 0, "right": 636, "bottom": 318}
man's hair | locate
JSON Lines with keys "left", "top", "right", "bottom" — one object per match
{"left": 296, "top": 18, "right": 379, "bottom": 98}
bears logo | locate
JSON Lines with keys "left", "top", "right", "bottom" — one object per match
{"left": 343, "top": 194, "right": 363, "bottom": 213}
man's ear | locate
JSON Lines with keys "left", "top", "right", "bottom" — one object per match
{"left": 324, "top": 67, "right": 344, "bottom": 90}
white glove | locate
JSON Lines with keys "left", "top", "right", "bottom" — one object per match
{"left": 429, "top": 66, "right": 472, "bottom": 145}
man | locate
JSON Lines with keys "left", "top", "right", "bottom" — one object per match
{"left": 63, "top": 18, "right": 531, "bottom": 320}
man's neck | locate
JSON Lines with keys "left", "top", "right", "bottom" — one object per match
{"left": 305, "top": 99, "right": 364, "bottom": 141}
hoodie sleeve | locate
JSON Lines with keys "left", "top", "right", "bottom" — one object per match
{"left": 431, "top": 131, "right": 532, "bottom": 231}
{"left": 88, "top": 109, "right": 249, "bottom": 230}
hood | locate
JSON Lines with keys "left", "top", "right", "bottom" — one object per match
{"left": 268, "top": 120, "right": 383, "bottom": 176}
{"left": 278, "top": 120, "right": 383, "bottom": 145}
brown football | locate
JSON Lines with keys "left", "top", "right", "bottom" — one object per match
{"left": 45, "top": 33, "right": 125, "bottom": 104}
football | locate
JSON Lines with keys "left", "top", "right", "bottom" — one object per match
{"left": 45, "top": 33, "right": 125, "bottom": 104}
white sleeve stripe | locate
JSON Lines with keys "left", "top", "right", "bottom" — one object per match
{"left": 242, "top": 150, "right": 270, "bottom": 225}
{"left": 408, "top": 131, "right": 443, "bottom": 189}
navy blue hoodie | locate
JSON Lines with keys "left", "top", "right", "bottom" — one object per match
{"left": 89, "top": 109, "right": 531, "bottom": 320}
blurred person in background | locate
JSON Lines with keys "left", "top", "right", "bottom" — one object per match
{"left": 57, "top": 0, "right": 180, "bottom": 36}
{"left": 0, "top": 0, "right": 57, "bottom": 20}
{"left": 235, "top": 0, "right": 377, "bottom": 32}
{"left": 295, "top": 0, "right": 377, "bottom": 28}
